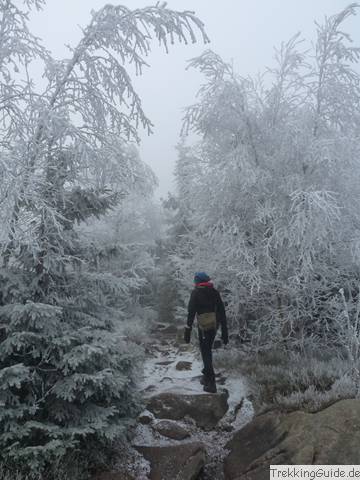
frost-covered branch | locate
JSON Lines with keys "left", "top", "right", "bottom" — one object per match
{"left": 1, "top": 3, "right": 209, "bottom": 266}
{"left": 175, "top": 5, "right": 360, "bottom": 352}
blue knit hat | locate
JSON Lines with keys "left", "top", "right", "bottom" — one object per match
{"left": 194, "top": 271, "right": 211, "bottom": 283}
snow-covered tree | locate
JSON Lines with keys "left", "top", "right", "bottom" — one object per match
{"left": 0, "top": 2, "right": 208, "bottom": 477}
{"left": 0, "top": 0, "right": 46, "bottom": 145}
{"left": 177, "top": 5, "right": 360, "bottom": 355}
{"left": 78, "top": 190, "right": 163, "bottom": 324}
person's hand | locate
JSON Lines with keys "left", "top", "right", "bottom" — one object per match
{"left": 222, "top": 332, "right": 229, "bottom": 346}
{"left": 184, "top": 326, "right": 191, "bottom": 344}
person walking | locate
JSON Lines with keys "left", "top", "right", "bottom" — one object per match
{"left": 184, "top": 272, "right": 228, "bottom": 393}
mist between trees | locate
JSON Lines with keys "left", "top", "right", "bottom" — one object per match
{"left": 1, "top": 1, "right": 360, "bottom": 479}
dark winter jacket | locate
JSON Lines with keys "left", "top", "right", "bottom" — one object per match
{"left": 187, "top": 285, "right": 228, "bottom": 339}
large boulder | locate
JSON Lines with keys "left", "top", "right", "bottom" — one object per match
{"left": 136, "top": 442, "right": 205, "bottom": 480}
{"left": 224, "top": 399, "right": 360, "bottom": 480}
{"left": 147, "top": 391, "right": 229, "bottom": 429}
{"left": 153, "top": 419, "right": 190, "bottom": 440}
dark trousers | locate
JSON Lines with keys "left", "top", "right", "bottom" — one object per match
{"left": 198, "top": 328, "right": 216, "bottom": 382}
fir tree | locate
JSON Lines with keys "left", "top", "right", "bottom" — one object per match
{"left": 0, "top": 2, "right": 208, "bottom": 477}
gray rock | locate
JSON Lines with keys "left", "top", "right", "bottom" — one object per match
{"left": 153, "top": 419, "right": 191, "bottom": 440}
{"left": 224, "top": 399, "right": 360, "bottom": 480}
{"left": 176, "top": 360, "right": 192, "bottom": 371}
{"left": 147, "top": 390, "right": 229, "bottom": 429}
{"left": 138, "top": 410, "right": 154, "bottom": 425}
{"left": 136, "top": 442, "right": 205, "bottom": 480}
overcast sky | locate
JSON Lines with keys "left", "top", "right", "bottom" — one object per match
{"left": 30, "top": 1, "right": 360, "bottom": 198}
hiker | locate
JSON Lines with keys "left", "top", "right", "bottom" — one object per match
{"left": 184, "top": 272, "right": 228, "bottom": 393}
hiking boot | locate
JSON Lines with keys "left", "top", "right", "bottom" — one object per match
{"left": 200, "top": 375, "right": 208, "bottom": 386}
{"left": 203, "top": 382, "right": 217, "bottom": 394}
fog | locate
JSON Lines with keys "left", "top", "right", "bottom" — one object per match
{"left": 30, "top": 0, "right": 359, "bottom": 197}
{"left": 3, "top": 2, "right": 360, "bottom": 477}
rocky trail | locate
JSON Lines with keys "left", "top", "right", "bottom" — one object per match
{"left": 95, "top": 323, "right": 360, "bottom": 480}
{"left": 125, "top": 323, "right": 254, "bottom": 480}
